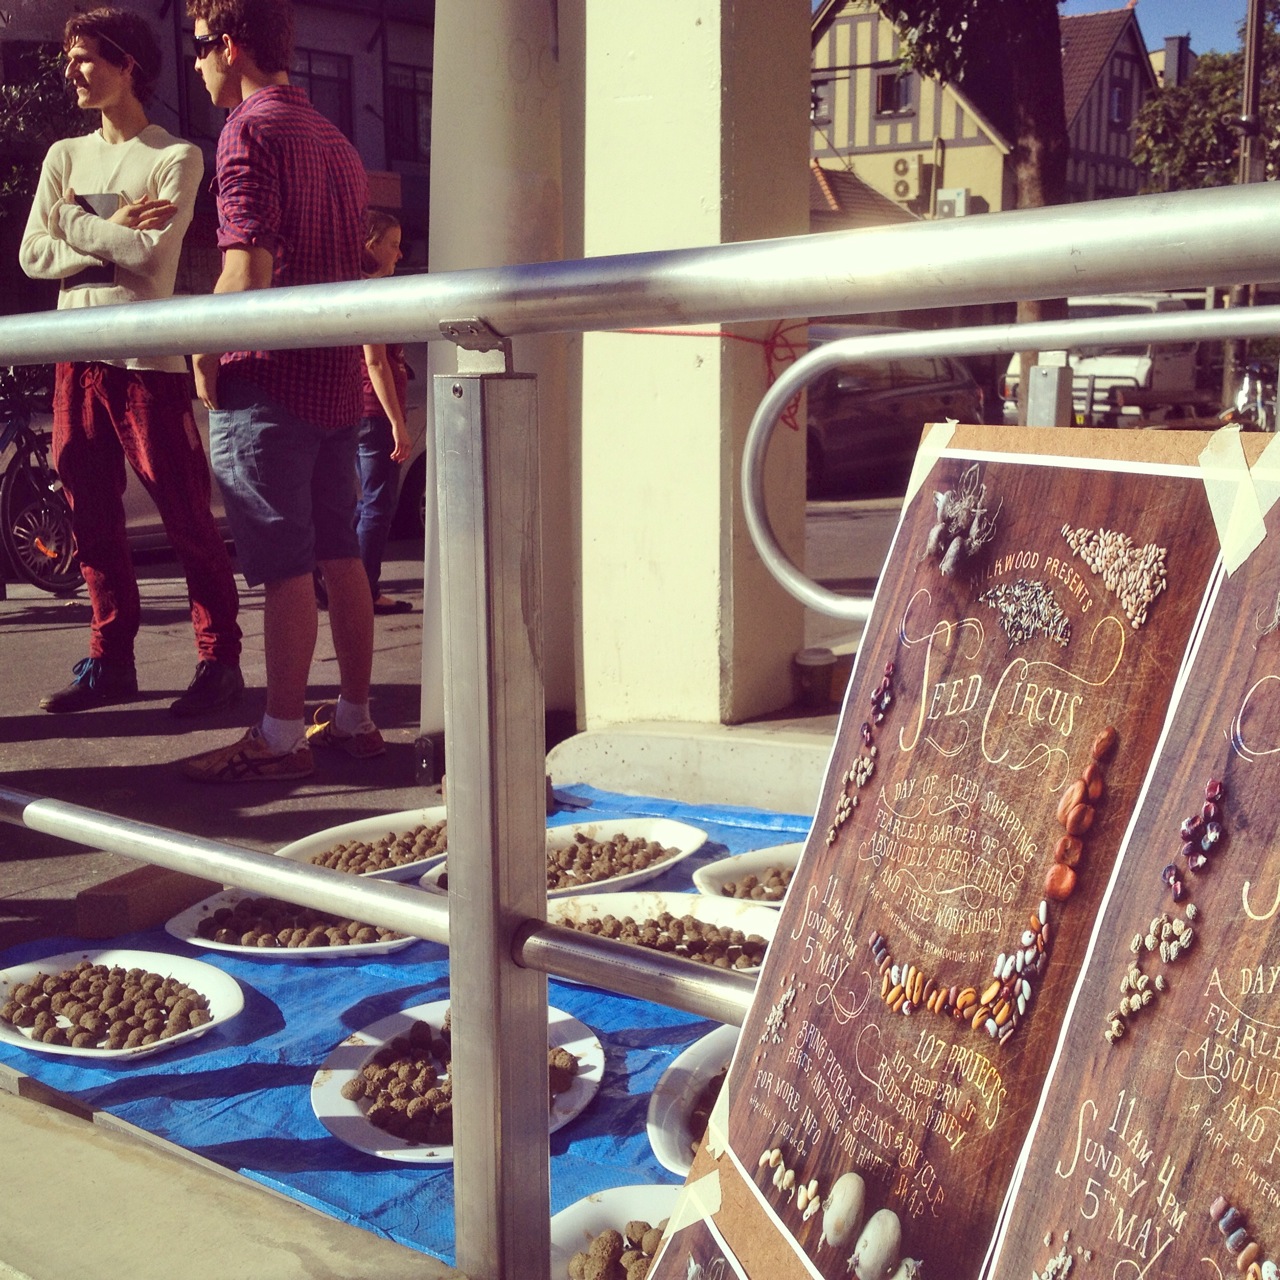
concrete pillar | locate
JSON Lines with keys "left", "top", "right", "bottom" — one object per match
{"left": 577, "top": 0, "right": 809, "bottom": 727}
{"left": 428, "top": 0, "right": 574, "bottom": 727}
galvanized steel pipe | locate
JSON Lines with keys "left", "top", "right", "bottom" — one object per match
{"left": 1, "top": 184, "right": 1278, "bottom": 364}
{"left": 515, "top": 920, "right": 756, "bottom": 1026}
{"left": 0, "top": 785, "right": 452, "bottom": 943}
{"left": 743, "top": 304, "right": 1280, "bottom": 621}
{"left": 0, "top": 784, "right": 756, "bottom": 1022}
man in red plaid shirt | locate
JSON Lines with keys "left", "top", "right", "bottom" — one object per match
{"left": 181, "top": 0, "right": 382, "bottom": 782}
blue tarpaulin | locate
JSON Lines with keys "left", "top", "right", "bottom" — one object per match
{"left": 0, "top": 785, "right": 811, "bottom": 1265}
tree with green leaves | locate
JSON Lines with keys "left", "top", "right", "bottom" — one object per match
{"left": 874, "top": 0, "right": 1070, "bottom": 408}
{"left": 1132, "top": 3, "right": 1280, "bottom": 191}
{"left": 875, "top": 0, "right": 1070, "bottom": 213}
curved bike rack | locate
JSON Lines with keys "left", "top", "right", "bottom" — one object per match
{"left": 742, "top": 304, "right": 1280, "bottom": 619}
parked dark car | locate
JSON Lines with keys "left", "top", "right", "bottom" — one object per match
{"left": 805, "top": 325, "right": 986, "bottom": 500}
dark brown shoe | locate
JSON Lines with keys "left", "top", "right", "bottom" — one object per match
{"left": 40, "top": 657, "right": 138, "bottom": 713}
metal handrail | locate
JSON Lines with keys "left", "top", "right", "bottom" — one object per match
{"left": 0, "top": 785, "right": 754, "bottom": 1026}
{"left": 2, "top": 183, "right": 1279, "bottom": 364}
{"left": 5, "top": 182, "right": 1280, "bottom": 1278}
{"left": 743, "top": 304, "right": 1280, "bottom": 620}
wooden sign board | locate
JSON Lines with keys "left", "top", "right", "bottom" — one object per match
{"left": 649, "top": 424, "right": 1269, "bottom": 1280}
{"left": 988, "top": 477, "right": 1280, "bottom": 1280}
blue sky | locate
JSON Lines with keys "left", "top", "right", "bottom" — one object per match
{"left": 1058, "top": 0, "right": 1246, "bottom": 55}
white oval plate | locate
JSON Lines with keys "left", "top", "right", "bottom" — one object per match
{"left": 546, "top": 891, "right": 779, "bottom": 974}
{"left": 646, "top": 1023, "right": 740, "bottom": 1176}
{"left": 274, "top": 806, "right": 449, "bottom": 882}
{"left": 0, "top": 947, "right": 243, "bottom": 1061}
{"left": 691, "top": 841, "right": 804, "bottom": 906}
{"left": 419, "top": 816, "right": 709, "bottom": 898}
{"left": 311, "top": 999, "right": 604, "bottom": 1163}
{"left": 550, "top": 1183, "right": 683, "bottom": 1275}
{"left": 165, "top": 889, "right": 417, "bottom": 960}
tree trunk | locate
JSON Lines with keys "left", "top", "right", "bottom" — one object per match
{"left": 1011, "top": 0, "right": 1071, "bottom": 419}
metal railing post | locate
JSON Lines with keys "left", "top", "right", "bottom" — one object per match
{"left": 433, "top": 339, "right": 550, "bottom": 1280}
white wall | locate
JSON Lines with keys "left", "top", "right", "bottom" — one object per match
{"left": 577, "top": 0, "right": 809, "bottom": 726}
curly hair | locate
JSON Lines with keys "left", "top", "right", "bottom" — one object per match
{"left": 185, "top": 0, "right": 294, "bottom": 75}
{"left": 65, "top": 7, "right": 163, "bottom": 105}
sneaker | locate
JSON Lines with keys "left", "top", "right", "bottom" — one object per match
{"left": 40, "top": 657, "right": 138, "bottom": 713}
{"left": 170, "top": 659, "right": 245, "bottom": 718}
{"left": 305, "top": 703, "right": 386, "bottom": 759}
{"left": 180, "top": 726, "right": 315, "bottom": 783}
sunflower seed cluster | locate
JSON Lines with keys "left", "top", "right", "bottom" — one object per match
{"left": 1061, "top": 524, "right": 1168, "bottom": 629}
{"left": 979, "top": 578, "right": 1071, "bottom": 648}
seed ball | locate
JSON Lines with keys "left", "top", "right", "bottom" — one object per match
{"left": 588, "top": 1229, "right": 624, "bottom": 1264}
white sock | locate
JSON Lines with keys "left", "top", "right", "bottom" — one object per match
{"left": 335, "top": 696, "right": 375, "bottom": 736}
{"left": 259, "top": 714, "right": 306, "bottom": 754}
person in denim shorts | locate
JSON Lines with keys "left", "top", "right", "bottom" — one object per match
{"left": 179, "top": 0, "right": 380, "bottom": 783}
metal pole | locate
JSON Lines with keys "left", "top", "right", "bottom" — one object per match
{"left": 0, "top": 786, "right": 451, "bottom": 942}
{"left": 515, "top": 921, "right": 756, "bottom": 1026}
{"left": 2, "top": 184, "right": 1279, "bottom": 366}
{"left": 434, "top": 353, "right": 550, "bottom": 1280}
{"left": 0, "top": 786, "right": 755, "bottom": 1022}
{"left": 1239, "top": 0, "right": 1266, "bottom": 186}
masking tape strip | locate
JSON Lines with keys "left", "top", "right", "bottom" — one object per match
{"left": 1199, "top": 425, "right": 1266, "bottom": 576}
{"left": 666, "top": 1169, "right": 723, "bottom": 1235}
{"left": 904, "top": 420, "right": 957, "bottom": 508}
{"left": 1249, "top": 431, "right": 1280, "bottom": 524}
{"left": 704, "top": 1074, "right": 730, "bottom": 1159}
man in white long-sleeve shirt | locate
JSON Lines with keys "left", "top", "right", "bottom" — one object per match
{"left": 19, "top": 6, "right": 242, "bottom": 717}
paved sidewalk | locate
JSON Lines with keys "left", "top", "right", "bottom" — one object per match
{"left": 0, "top": 541, "right": 434, "bottom": 951}
{"left": 0, "top": 541, "right": 464, "bottom": 1280}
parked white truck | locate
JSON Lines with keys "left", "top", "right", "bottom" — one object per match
{"left": 1000, "top": 293, "right": 1201, "bottom": 426}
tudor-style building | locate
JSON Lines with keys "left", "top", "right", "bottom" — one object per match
{"left": 809, "top": 1, "right": 1161, "bottom": 221}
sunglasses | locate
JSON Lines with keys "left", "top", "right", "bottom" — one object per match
{"left": 193, "top": 33, "right": 223, "bottom": 59}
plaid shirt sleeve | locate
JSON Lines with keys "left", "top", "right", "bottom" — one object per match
{"left": 215, "top": 112, "right": 282, "bottom": 258}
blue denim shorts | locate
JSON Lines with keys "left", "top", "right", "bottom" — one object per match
{"left": 208, "top": 375, "right": 359, "bottom": 587}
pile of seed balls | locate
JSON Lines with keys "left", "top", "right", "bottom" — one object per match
{"left": 559, "top": 911, "right": 767, "bottom": 969}
{"left": 341, "top": 1011, "right": 580, "bottom": 1146}
{"left": 307, "top": 819, "right": 448, "bottom": 874}
{"left": 1, "top": 960, "right": 212, "bottom": 1050}
{"left": 567, "top": 1219, "right": 668, "bottom": 1280}
{"left": 719, "top": 867, "right": 792, "bottom": 902}
{"left": 437, "top": 830, "right": 682, "bottom": 893}
{"left": 195, "top": 896, "right": 404, "bottom": 948}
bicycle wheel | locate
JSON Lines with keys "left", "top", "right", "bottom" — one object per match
{"left": 0, "top": 434, "right": 80, "bottom": 595}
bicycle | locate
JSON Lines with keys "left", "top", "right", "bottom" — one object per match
{"left": 1220, "top": 361, "right": 1277, "bottom": 433}
{"left": 0, "top": 365, "right": 80, "bottom": 595}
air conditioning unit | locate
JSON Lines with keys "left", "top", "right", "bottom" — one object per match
{"left": 936, "top": 187, "right": 970, "bottom": 218}
{"left": 891, "top": 154, "right": 921, "bottom": 202}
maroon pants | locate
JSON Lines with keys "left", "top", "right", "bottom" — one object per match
{"left": 52, "top": 362, "right": 241, "bottom": 667}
